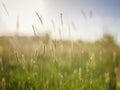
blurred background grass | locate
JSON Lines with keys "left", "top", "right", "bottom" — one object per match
{"left": 0, "top": 34, "right": 120, "bottom": 90}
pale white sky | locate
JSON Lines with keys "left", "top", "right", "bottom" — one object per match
{"left": 0, "top": 0, "right": 120, "bottom": 42}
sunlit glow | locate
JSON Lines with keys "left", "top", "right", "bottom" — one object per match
{"left": 0, "top": 0, "right": 46, "bottom": 35}
{"left": 0, "top": 0, "right": 120, "bottom": 42}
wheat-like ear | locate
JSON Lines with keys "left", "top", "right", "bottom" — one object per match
{"left": 60, "top": 13, "right": 63, "bottom": 27}
{"left": 81, "top": 10, "right": 86, "bottom": 19}
{"left": 113, "top": 51, "right": 116, "bottom": 61}
{"left": 2, "top": 77, "right": 6, "bottom": 90}
{"left": 43, "top": 44, "right": 46, "bottom": 56}
{"left": 14, "top": 50, "right": 20, "bottom": 63}
{"left": 89, "top": 10, "right": 93, "bottom": 19}
{"left": 32, "top": 24, "right": 37, "bottom": 36}
{"left": 35, "top": 11, "right": 43, "bottom": 24}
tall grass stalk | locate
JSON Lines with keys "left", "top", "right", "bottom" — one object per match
{"left": 0, "top": 57, "right": 3, "bottom": 71}
{"left": 71, "top": 22, "right": 76, "bottom": 31}
{"left": 68, "top": 24, "right": 71, "bottom": 38}
{"left": 60, "top": 13, "right": 63, "bottom": 28}
{"left": 1, "top": 2, "right": 9, "bottom": 15}
{"left": 51, "top": 20, "right": 55, "bottom": 32}
{"left": 16, "top": 16, "right": 19, "bottom": 36}
{"left": 2, "top": 77, "right": 6, "bottom": 90}
{"left": 81, "top": 10, "right": 86, "bottom": 19}
{"left": 35, "top": 11, "right": 43, "bottom": 24}
{"left": 32, "top": 24, "right": 37, "bottom": 37}
{"left": 43, "top": 44, "right": 46, "bottom": 56}
{"left": 89, "top": 10, "right": 93, "bottom": 19}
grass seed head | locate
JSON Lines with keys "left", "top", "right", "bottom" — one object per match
{"left": 104, "top": 71, "right": 110, "bottom": 83}
{"left": 60, "top": 13, "right": 63, "bottom": 27}
{"left": 35, "top": 11, "right": 43, "bottom": 24}
{"left": 2, "top": 77, "right": 6, "bottom": 90}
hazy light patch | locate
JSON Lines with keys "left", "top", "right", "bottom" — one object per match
{"left": 0, "top": 0, "right": 120, "bottom": 43}
{"left": 51, "top": 16, "right": 120, "bottom": 42}
{"left": 0, "top": 0, "right": 46, "bottom": 34}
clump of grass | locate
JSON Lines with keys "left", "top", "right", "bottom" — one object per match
{"left": 0, "top": 26, "right": 119, "bottom": 90}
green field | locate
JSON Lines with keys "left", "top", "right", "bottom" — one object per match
{"left": 0, "top": 34, "right": 120, "bottom": 90}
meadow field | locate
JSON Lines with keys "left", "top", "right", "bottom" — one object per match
{"left": 0, "top": 0, "right": 120, "bottom": 90}
{"left": 0, "top": 34, "right": 120, "bottom": 90}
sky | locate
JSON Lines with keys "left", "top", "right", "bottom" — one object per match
{"left": 0, "top": 0, "right": 120, "bottom": 42}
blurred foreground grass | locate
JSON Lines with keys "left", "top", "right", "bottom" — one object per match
{"left": 0, "top": 34, "right": 120, "bottom": 90}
